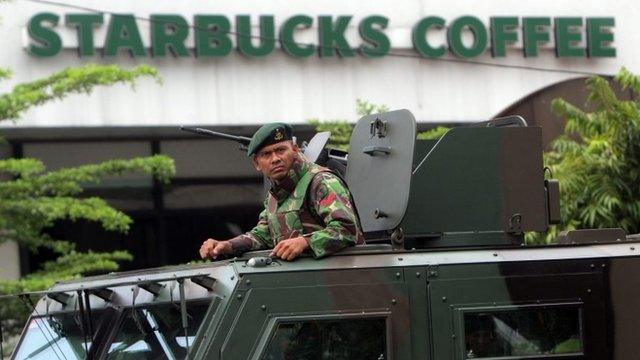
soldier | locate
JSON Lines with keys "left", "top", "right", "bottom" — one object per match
{"left": 199, "top": 123, "right": 364, "bottom": 261}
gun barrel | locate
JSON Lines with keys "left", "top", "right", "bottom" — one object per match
{"left": 180, "top": 126, "right": 251, "bottom": 145}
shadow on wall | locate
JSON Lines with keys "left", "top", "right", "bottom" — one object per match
{"left": 494, "top": 76, "right": 634, "bottom": 148}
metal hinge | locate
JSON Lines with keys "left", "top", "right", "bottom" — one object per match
{"left": 369, "top": 117, "right": 388, "bottom": 138}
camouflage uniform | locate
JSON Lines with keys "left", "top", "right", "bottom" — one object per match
{"left": 229, "top": 156, "right": 364, "bottom": 258}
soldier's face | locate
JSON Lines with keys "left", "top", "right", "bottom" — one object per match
{"left": 253, "top": 141, "right": 300, "bottom": 181}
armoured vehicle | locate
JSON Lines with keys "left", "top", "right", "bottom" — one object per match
{"left": 5, "top": 110, "right": 640, "bottom": 359}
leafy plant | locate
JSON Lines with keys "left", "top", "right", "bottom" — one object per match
{"left": 528, "top": 67, "right": 640, "bottom": 244}
{"left": 309, "top": 99, "right": 449, "bottom": 150}
{"left": 355, "top": 98, "right": 389, "bottom": 116}
{"left": 417, "top": 126, "right": 450, "bottom": 140}
{"left": 0, "top": 64, "right": 174, "bottom": 355}
{"left": 307, "top": 119, "right": 353, "bottom": 151}
{"left": 0, "top": 64, "right": 160, "bottom": 122}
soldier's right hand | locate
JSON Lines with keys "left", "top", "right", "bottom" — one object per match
{"left": 199, "top": 239, "right": 233, "bottom": 260}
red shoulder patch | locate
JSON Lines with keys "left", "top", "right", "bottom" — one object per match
{"left": 319, "top": 192, "right": 337, "bottom": 207}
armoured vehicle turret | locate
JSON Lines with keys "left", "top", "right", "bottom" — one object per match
{"left": 5, "top": 110, "right": 640, "bottom": 359}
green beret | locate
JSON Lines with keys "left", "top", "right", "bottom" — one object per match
{"left": 247, "top": 123, "right": 294, "bottom": 156}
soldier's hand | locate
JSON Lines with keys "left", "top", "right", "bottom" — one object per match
{"left": 270, "top": 236, "right": 309, "bottom": 261}
{"left": 199, "top": 239, "right": 233, "bottom": 260}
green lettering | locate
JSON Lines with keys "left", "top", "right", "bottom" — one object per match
{"left": 104, "top": 14, "right": 146, "bottom": 57}
{"left": 523, "top": 17, "right": 551, "bottom": 57}
{"left": 318, "top": 16, "right": 354, "bottom": 57}
{"left": 448, "top": 16, "right": 487, "bottom": 58}
{"left": 359, "top": 15, "right": 389, "bottom": 58}
{"left": 194, "top": 15, "right": 232, "bottom": 57}
{"left": 65, "top": 14, "right": 103, "bottom": 57}
{"left": 412, "top": 16, "right": 446, "bottom": 58}
{"left": 151, "top": 15, "right": 189, "bottom": 57}
{"left": 236, "top": 15, "right": 275, "bottom": 57}
{"left": 280, "top": 15, "right": 314, "bottom": 58}
{"left": 554, "top": 18, "right": 585, "bottom": 57}
{"left": 490, "top": 17, "right": 518, "bottom": 57}
{"left": 28, "top": 12, "right": 61, "bottom": 57}
{"left": 587, "top": 17, "right": 616, "bottom": 57}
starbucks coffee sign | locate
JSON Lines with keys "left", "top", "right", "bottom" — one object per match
{"left": 26, "top": 13, "right": 616, "bottom": 59}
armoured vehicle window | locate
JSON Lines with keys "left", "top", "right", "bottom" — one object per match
{"left": 261, "top": 317, "right": 386, "bottom": 360}
{"left": 463, "top": 306, "right": 582, "bottom": 359}
{"left": 106, "top": 301, "right": 210, "bottom": 360}
{"left": 13, "top": 310, "right": 104, "bottom": 360}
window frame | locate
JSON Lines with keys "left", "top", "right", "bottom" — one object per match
{"left": 453, "top": 301, "right": 585, "bottom": 360}
{"left": 252, "top": 311, "right": 393, "bottom": 360}
{"left": 11, "top": 307, "right": 112, "bottom": 360}
{"left": 95, "top": 298, "right": 217, "bottom": 359}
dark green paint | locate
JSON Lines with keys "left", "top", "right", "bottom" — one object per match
{"left": 523, "top": 17, "right": 551, "bottom": 57}
{"left": 15, "top": 244, "right": 635, "bottom": 359}
{"left": 28, "top": 12, "right": 61, "bottom": 57}
{"left": 103, "top": 14, "right": 146, "bottom": 57}
{"left": 412, "top": 16, "right": 446, "bottom": 58}
{"left": 429, "top": 262, "right": 605, "bottom": 359}
{"left": 65, "top": 13, "right": 103, "bottom": 57}
{"left": 223, "top": 271, "right": 410, "bottom": 359}
{"left": 194, "top": 15, "right": 233, "bottom": 57}
{"left": 587, "top": 17, "right": 616, "bottom": 57}
{"left": 555, "top": 17, "right": 585, "bottom": 57}
{"left": 151, "top": 15, "right": 190, "bottom": 57}
{"left": 236, "top": 15, "right": 275, "bottom": 57}
{"left": 447, "top": 16, "right": 487, "bottom": 58}
{"left": 279, "top": 15, "right": 315, "bottom": 58}
{"left": 318, "top": 16, "right": 355, "bottom": 57}
{"left": 405, "top": 267, "right": 430, "bottom": 359}
{"left": 359, "top": 15, "right": 390, "bottom": 58}
{"left": 402, "top": 126, "right": 546, "bottom": 236}
{"left": 490, "top": 17, "right": 518, "bottom": 57}
{"left": 404, "top": 128, "right": 502, "bottom": 233}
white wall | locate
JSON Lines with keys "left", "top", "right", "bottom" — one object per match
{"left": 0, "top": 143, "right": 19, "bottom": 280}
{"left": 0, "top": 0, "right": 636, "bottom": 128}
{"left": 0, "top": 241, "right": 20, "bottom": 280}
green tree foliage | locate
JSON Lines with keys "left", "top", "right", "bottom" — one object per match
{"left": 0, "top": 64, "right": 175, "bottom": 353}
{"left": 308, "top": 99, "right": 388, "bottom": 150}
{"left": 355, "top": 98, "right": 389, "bottom": 116}
{"left": 309, "top": 99, "right": 449, "bottom": 150}
{"left": 0, "top": 64, "right": 160, "bottom": 122}
{"left": 417, "top": 126, "right": 450, "bottom": 140}
{"left": 307, "top": 119, "right": 353, "bottom": 151}
{"left": 528, "top": 68, "right": 640, "bottom": 244}
{"left": 0, "top": 156, "right": 173, "bottom": 248}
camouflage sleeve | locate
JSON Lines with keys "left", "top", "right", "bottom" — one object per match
{"left": 306, "top": 172, "right": 361, "bottom": 259}
{"left": 228, "top": 208, "right": 273, "bottom": 254}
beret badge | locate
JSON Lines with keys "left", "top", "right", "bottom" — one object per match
{"left": 274, "top": 128, "right": 284, "bottom": 141}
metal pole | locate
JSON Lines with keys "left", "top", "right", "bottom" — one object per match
{"left": 178, "top": 279, "right": 189, "bottom": 351}
{"left": 82, "top": 291, "right": 94, "bottom": 341}
{"left": 76, "top": 291, "right": 89, "bottom": 357}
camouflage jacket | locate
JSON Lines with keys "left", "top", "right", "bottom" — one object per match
{"left": 229, "top": 157, "right": 364, "bottom": 258}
